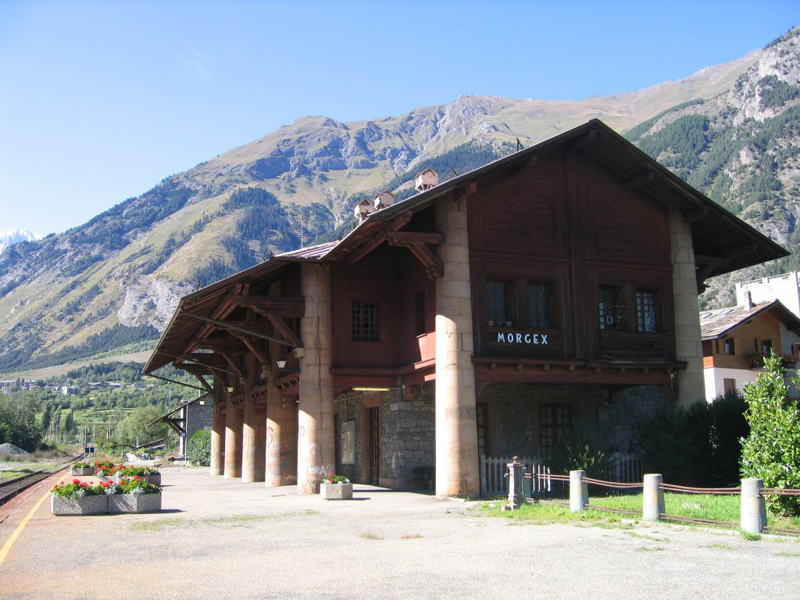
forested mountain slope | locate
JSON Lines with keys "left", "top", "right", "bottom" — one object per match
{"left": 1, "top": 28, "right": 793, "bottom": 372}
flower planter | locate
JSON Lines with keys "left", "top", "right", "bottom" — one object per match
{"left": 320, "top": 482, "right": 353, "bottom": 500}
{"left": 51, "top": 494, "right": 108, "bottom": 516}
{"left": 70, "top": 466, "right": 94, "bottom": 476}
{"left": 108, "top": 492, "right": 162, "bottom": 514}
{"left": 113, "top": 473, "right": 160, "bottom": 486}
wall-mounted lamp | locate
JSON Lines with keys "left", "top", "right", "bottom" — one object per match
{"left": 276, "top": 360, "right": 287, "bottom": 370}
{"left": 199, "top": 399, "right": 206, "bottom": 405}
{"left": 225, "top": 386, "right": 236, "bottom": 393}
{"left": 352, "top": 387, "right": 390, "bottom": 392}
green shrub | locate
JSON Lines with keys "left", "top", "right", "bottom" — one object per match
{"left": 548, "top": 424, "right": 615, "bottom": 479}
{"left": 741, "top": 353, "right": 800, "bottom": 516}
{"left": 187, "top": 429, "right": 211, "bottom": 467}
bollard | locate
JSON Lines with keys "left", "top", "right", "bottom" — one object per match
{"left": 569, "top": 470, "right": 588, "bottom": 512}
{"left": 507, "top": 456, "right": 525, "bottom": 510}
{"left": 740, "top": 478, "right": 767, "bottom": 534}
{"left": 643, "top": 473, "right": 664, "bottom": 521}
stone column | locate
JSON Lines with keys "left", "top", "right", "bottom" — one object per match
{"left": 435, "top": 195, "right": 480, "bottom": 499}
{"left": 297, "top": 263, "right": 335, "bottom": 494}
{"left": 266, "top": 348, "right": 298, "bottom": 487}
{"left": 224, "top": 388, "right": 243, "bottom": 479}
{"left": 670, "top": 209, "right": 706, "bottom": 407}
{"left": 241, "top": 355, "right": 265, "bottom": 483}
{"left": 210, "top": 396, "right": 225, "bottom": 477}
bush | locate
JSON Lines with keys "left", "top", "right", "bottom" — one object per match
{"left": 741, "top": 353, "right": 800, "bottom": 516}
{"left": 187, "top": 430, "right": 211, "bottom": 467}
{"left": 548, "top": 424, "right": 615, "bottom": 479}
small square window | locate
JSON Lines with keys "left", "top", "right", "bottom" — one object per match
{"left": 724, "top": 338, "right": 735, "bottom": 355}
{"left": 352, "top": 301, "right": 377, "bottom": 342}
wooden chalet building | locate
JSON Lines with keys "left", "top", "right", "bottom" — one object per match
{"left": 145, "top": 119, "right": 786, "bottom": 498}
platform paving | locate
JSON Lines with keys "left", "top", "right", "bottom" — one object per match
{"left": 1, "top": 466, "right": 799, "bottom": 599}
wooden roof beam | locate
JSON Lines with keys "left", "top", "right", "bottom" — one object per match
{"left": 623, "top": 171, "right": 655, "bottom": 190}
{"left": 453, "top": 181, "right": 479, "bottom": 202}
{"left": 181, "top": 310, "right": 294, "bottom": 347}
{"left": 192, "top": 339, "right": 250, "bottom": 353}
{"left": 725, "top": 244, "right": 760, "bottom": 260}
{"left": 263, "top": 314, "right": 303, "bottom": 348}
{"left": 229, "top": 295, "right": 305, "bottom": 317}
{"left": 175, "top": 365, "right": 214, "bottom": 393}
{"left": 386, "top": 231, "right": 445, "bottom": 246}
{"left": 235, "top": 335, "right": 270, "bottom": 367}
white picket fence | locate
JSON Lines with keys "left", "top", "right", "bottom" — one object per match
{"left": 479, "top": 452, "right": 643, "bottom": 497}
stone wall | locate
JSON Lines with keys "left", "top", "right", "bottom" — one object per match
{"left": 335, "top": 383, "right": 436, "bottom": 490}
{"left": 380, "top": 385, "right": 435, "bottom": 490}
{"left": 478, "top": 383, "right": 667, "bottom": 458}
{"left": 187, "top": 400, "right": 212, "bottom": 442}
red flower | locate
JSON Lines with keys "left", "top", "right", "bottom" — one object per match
{"left": 72, "top": 479, "right": 80, "bottom": 484}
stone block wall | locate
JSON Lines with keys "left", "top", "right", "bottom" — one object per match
{"left": 380, "top": 385, "right": 435, "bottom": 490}
{"left": 187, "top": 400, "right": 212, "bottom": 441}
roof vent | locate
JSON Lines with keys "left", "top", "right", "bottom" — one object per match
{"left": 414, "top": 168, "right": 439, "bottom": 192}
{"left": 354, "top": 198, "right": 375, "bottom": 223}
{"left": 373, "top": 191, "right": 394, "bottom": 210}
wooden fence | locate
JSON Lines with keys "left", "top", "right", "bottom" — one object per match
{"left": 479, "top": 452, "right": 643, "bottom": 497}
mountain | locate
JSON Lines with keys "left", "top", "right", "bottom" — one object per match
{"left": 0, "top": 27, "right": 796, "bottom": 373}
{"left": 0, "top": 230, "right": 42, "bottom": 254}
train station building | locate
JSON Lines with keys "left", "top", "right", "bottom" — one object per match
{"left": 144, "top": 119, "right": 786, "bottom": 498}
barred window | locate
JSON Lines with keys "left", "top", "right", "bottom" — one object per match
{"left": 636, "top": 289, "right": 656, "bottom": 333}
{"left": 540, "top": 404, "right": 572, "bottom": 457}
{"left": 352, "top": 301, "right": 377, "bottom": 342}
{"left": 528, "top": 282, "right": 552, "bottom": 328}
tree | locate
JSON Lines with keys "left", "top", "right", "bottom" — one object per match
{"left": 0, "top": 393, "right": 43, "bottom": 451}
{"left": 112, "top": 406, "right": 170, "bottom": 449}
{"left": 187, "top": 430, "right": 211, "bottom": 466}
{"left": 740, "top": 353, "right": 800, "bottom": 516}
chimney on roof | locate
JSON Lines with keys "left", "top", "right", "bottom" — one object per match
{"left": 354, "top": 198, "right": 375, "bottom": 223}
{"left": 373, "top": 191, "right": 394, "bottom": 211}
{"left": 414, "top": 168, "right": 439, "bottom": 192}
{"left": 745, "top": 291, "right": 754, "bottom": 309}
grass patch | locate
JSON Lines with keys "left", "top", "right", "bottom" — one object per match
{"left": 475, "top": 500, "right": 629, "bottom": 527}
{"left": 741, "top": 532, "right": 762, "bottom": 541}
{"left": 360, "top": 532, "right": 382, "bottom": 540}
{"left": 777, "top": 551, "right": 800, "bottom": 557}
{"left": 635, "top": 547, "right": 665, "bottom": 552}
{"left": 707, "top": 543, "right": 734, "bottom": 550}
{"left": 402, "top": 533, "right": 423, "bottom": 540}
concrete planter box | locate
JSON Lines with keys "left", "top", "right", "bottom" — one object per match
{"left": 320, "top": 482, "right": 353, "bottom": 500}
{"left": 51, "top": 494, "right": 108, "bottom": 516}
{"left": 70, "top": 466, "right": 94, "bottom": 476}
{"left": 108, "top": 492, "right": 162, "bottom": 514}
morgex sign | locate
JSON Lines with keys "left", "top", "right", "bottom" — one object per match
{"left": 495, "top": 332, "right": 549, "bottom": 345}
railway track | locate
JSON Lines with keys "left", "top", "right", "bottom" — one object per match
{"left": 0, "top": 455, "right": 82, "bottom": 506}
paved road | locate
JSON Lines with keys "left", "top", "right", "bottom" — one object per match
{"left": 1, "top": 467, "right": 798, "bottom": 599}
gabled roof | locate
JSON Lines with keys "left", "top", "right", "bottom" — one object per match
{"left": 145, "top": 118, "right": 789, "bottom": 374}
{"left": 700, "top": 300, "right": 800, "bottom": 340}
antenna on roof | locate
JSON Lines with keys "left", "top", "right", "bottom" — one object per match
{"left": 516, "top": 138, "right": 523, "bottom": 151}
{"left": 450, "top": 167, "right": 458, "bottom": 178}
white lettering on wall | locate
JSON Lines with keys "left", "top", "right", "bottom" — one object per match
{"left": 494, "top": 331, "right": 549, "bottom": 345}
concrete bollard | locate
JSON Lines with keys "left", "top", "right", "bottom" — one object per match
{"left": 569, "top": 470, "right": 588, "bottom": 512}
{"left": 507, "top": 456, "right": 525, "bottom": 510}
{"left": 740, "top": 478, "right": 767, "bottom": 534}
{"left": 643, "top": 474, "right": 665, "bottom": 521}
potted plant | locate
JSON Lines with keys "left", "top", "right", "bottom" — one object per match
{"left": 70, "top": 462, "right": 94, "bottom": 476}
{"left": 108, "top": 477, "right": 162, "bottom": 514}
{"left": 320, "top": 473, "right": 352, "bottom": 500}
{"left": 51, "top": 479, "right": 108, "bottom": 516}
{"left": 114, "top": 465, "right": 161, "bottom": 486}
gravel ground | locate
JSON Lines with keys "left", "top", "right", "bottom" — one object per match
{"left": 1, "top": 466, "right": 799, "bottom": 599}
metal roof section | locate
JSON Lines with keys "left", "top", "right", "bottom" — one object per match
{"left": 700, "top": 300, "right": 800, "bottom": 340}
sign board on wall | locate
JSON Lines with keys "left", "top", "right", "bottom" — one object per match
{"left": 341, "top": 420, "right": 356, "bottom": 465}
{"left": 494, "top": 331, "right": 549, "bottom": 345}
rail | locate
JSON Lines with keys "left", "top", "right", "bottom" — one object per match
{"left": 0, "top": 455, "right": 82, "bottom": 506}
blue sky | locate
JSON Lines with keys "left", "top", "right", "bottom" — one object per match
{"left": 1, "top": 1, "right": 798, "bottom": 236}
